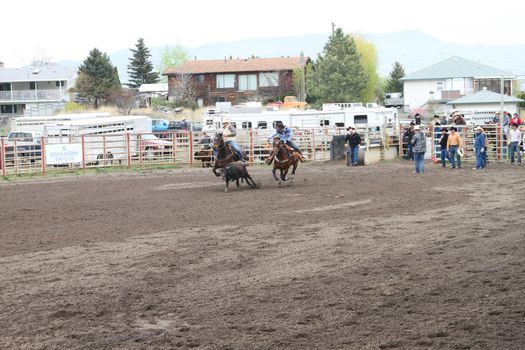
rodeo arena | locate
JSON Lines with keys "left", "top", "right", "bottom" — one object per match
{"left": 1, "top": 102, "right": 524, "bottom": 349}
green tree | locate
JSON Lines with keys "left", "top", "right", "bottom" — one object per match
{"left": 385, "top": 61, "right": 405, "bottom": 93}
{"left": 353, "top": 34, "right": 379, "bottom": 102}
{"left": 76, "top": 48, "right": 121, "bottom": 108}
{"left": 127, "top": 38, "right": 159, "bottom": 89}
{"left": 157, "top": 45, "right": 188, "bottom": 82}
{"left": 306, "top": 28, "right": 368, "bottom": 105}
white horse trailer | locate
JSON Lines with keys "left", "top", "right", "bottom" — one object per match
{"left": 203, "top": 103, "right": 398, "bottom": 131}
{"left": 9, "top": 112, "right": 112, "bottom": 133}
{"left": 41, "top": 116, "right": 166, "bottom": 164}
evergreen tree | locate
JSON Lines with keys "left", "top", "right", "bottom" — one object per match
{"left": 76, "top": 48, "right": 121, "bottom": 108}
{"left": 385, "top": 62, "right": 405, "bottom": 93}
{"left": 127, "top": 38, "right": 159, "bottom": 89}
{"left": 306, "top": 28, "right": 368, "bottom": 105}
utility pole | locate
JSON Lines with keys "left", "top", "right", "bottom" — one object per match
{"left": 331, "top": 22, "right": 336, "bottom": 36}
{"left": 500, "top": 75, "right": 505, "bottom": 159}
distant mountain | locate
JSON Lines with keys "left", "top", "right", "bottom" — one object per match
{"left": 59, "top": 31, "right": 525, "bottom": 83}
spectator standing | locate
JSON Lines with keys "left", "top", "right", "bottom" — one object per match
{"left": 492, "top": 112, "right": 500, "bottom": 124}
{"left": 404, "top": 122, "right": 415, "bottom": 160}
{"left": 439, "top": 128, "right": 449, "bottom": 167}
{"left": 508, "top": 123, "right": 522, "bottom": 165}
{"left": 510, "top": 113, "right": 523, "bottom": 126}
{"left": 345, "top": 126, "right": 362, "bottom": 166}
{"left": 411, "top": 125, "right": 426, "bottom": 174}
{"left": 447, "top": 127, "right": 463, "bottom": 169}
{"left": 473, "top": 126, "right": 486, "bottom": 170}
{"left": 414, "top": 113, "right": 422, "bottom": 125}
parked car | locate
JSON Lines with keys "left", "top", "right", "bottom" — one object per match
{"left": 167, "top": 121, "right": 203, "bottom": 132}
{"left": 4, "top": 131, "right": 42, "bottom": 163}
{"left": 152, "top": 118, "right": 169, "bottom": 132}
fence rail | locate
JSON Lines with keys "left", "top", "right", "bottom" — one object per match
{"left": 0, "top": 126, "right": 402, "bottom": 176}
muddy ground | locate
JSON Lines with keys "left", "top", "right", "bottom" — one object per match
{"left": 0, "top": 161, "right": 524, "bottom": 349}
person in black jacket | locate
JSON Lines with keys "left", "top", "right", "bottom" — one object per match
{"left": 403, "top": 122, "right": 415, "bottom": 160}
{"left": 439, "top": 128, "right": 450, "bottom": 167}
{"left": 345, "top": 126, "right": 362, "bottom": 166}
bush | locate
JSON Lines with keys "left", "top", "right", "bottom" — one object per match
{"left": 64, "top": 102, "right": 87, "bottom": 113}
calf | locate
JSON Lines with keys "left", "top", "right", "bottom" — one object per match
{"left": 194, "top": 149, "right": 213, "bottom": 167}
{"left": 221, "top": 161, "right": 257, "bottom": 192}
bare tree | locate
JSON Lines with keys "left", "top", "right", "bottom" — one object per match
{"left": 170, "top": 73, "right": 197, "bottom": 108}
{"left": 108, "top": 88, "right": 138, "bottom": 115}
{"left": 31, "top": 50, "right": 54, "bottom": 67}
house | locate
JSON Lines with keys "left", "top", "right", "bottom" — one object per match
{"left": 0, "top": 65, "right": 77, "bottom": 118}
{"left": 163, "top": 55, "right": 309, "bottom": 107}
{"left": 402, "top": 56, "right": 515, "bottom": 112}
{"left": 138, "top": 83, "right": 169, "bottom": 107}
{"left": 447, "top": 87, "right": 524, "bottom": 115}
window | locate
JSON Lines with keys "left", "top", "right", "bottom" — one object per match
{"left": 272, "top": 121, "right": 283, "bottom": 128}
{"left": 259, "top": 72, "right": 279, "bottom": 87}
{"left": 195, "top": 74, "right": 205, "bottom": 82}
{"left": 257, "top": 121, "right": 268, "bottom": 129}
{"left": 320, "top": 119, "right": 330, "bottom": 126}
{"left": 242, "top": 121, "right": 252, "bottom": 129}
{"left": 55, "top": 81, "right": 65, "bottom": 87}
{"left": 354, "top": 115, "right": 368, "bottom": 124}
{"left": 436, "top": 81, "right": 443, "bottom": 91}
{"left": 216, "top": 74, "right": 235, "bottom": 89}
{"left": 0, "top": 83, "right": 11, "bottom": 91}
{"left": 335, "top": 122, "right": 345, "bottom": 128}
{"left": 1, "top": 105, "right": 16, "bottom": 114}
{"left": 29, "top": 82, "right": 36, "bottom": 90}
{"left": 238, "top": 74, "right": 257, "bottom": 91}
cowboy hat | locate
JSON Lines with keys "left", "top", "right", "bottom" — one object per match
{"left": 475, "top": 126, "right": 483, "bottom": 131}
{"left": 222, "top": 118, "right": 231, "bottom": 124}
{"left": 413, "top": 125, "right": 421, "bottom": 131}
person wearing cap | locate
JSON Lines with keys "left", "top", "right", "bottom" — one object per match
{"left": 345, "top": 126, "right": 362, "bottom": 166}
{"left": 414, "top": 113, "right": 422, "bottom": 125}
{"left": 439, "top": 114, "right": 448, "bottom": 126}
{"left": 179, "top": 117, "right": 188, "bottom": 130}
{"left": 410, "top": 125, "right": 426, "bottom": 174}
{"left": 508, "top": 123, "right": 522, "bottom": 165}
{"left": 510, "top": 113, "right": 523, "bottom": 126}
{"left": 473, "top": 126, "right": 486, "bottom": 170}
{"left": 266, "top": 122, "right": 305, "bottom": 163}
{"left": 447, "top": 126, "right": 463, "bottom": 169}
{"left": 403, "top": 122, "right": 415, "bottom": 160}
{"left": 491, "top": 111, "right": 500, "bottom": 124}
{"left": 439, "top": 128, "right": 450, "bottom": 167}
{"left": 221, "top": 119, "right": 245, "bottom": 162}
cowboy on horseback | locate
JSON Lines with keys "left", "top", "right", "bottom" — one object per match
{"left": 265, "top": 122, "right": 305, "bottom": 164}
{"left": 218, "top": 119, "right": 246, "bottom": 163}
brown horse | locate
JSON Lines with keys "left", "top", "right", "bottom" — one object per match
{"left": 267, "top": 138, "right": 299, "bottom": 185}
{"left": 212, "top": 132, "right": 242, "bottom": 177}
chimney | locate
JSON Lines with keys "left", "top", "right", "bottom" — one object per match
{"left": 0, "top": 61, "right": 4, "bottom": 69}
{"left": 300, "top": 51, "right": 305, "bottom": 64}
{"left": 194, "top": 56, "right": 197, "bottom": 60}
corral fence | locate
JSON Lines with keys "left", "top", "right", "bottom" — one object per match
{"left": 399, "top": 124, "right": 524, "bottom": 163}
{"left": 0, "top": 126, "right": 401, "bottom": 176}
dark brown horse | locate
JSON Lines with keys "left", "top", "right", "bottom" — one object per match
{"left": 212, "top": 132, "right": 242, "bottom": 177}
{"left": 267, "top": 138, "right": 299, "bottom": 185}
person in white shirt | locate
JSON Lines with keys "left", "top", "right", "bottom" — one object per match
{"left": 508, "top": 124, "right": 522, "bottom": 165}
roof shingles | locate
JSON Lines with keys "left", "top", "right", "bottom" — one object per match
{"left": 164, "top": 57, "right": 308, "bottom": 75}
{"left": 447, "top": 89, "right": 524, "bottom": 105}
{"left": 402, "top": 56, "right": 509, "bottom": 81}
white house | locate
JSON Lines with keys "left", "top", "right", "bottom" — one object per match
{"left": 0, "top": 65, "right": 77, "bottom": 118}
{"left": 447, "top": 87, "right": 524, "bottom": 115}
{"left": 402, "top": 56, "right": 514, "bottom": 112}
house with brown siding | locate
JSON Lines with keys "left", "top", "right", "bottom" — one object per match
{"left": 163, "top": 55, "right": 309, "bottom": 106}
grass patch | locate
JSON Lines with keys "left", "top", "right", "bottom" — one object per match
{"left": 1, "top": 163, "right": 183, "bottom": 181}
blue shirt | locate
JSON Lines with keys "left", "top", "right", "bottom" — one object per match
{"left": 474, "top": 132, "right": 486, "bottom": 151}
{"left": 268, "top": 127, "right": 293, "bottom": 142}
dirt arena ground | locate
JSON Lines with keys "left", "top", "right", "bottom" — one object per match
{"left": 0, "top": 160, "right": 524, "bottom": 350}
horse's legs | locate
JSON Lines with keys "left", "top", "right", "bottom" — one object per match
{"left": 245, "top": 175, "right": 257, "bottom": 188}
{"left": 236, "top": 178, "right": 240, "bottom": 188}
{"left": 281, "top": 168, "right": 289, "bottom": 182}
{"left": 272, "top": 167, "right": 279, "bottom": 181}
{"left": 225, "top": 179, "right": 229, "bottom": 192}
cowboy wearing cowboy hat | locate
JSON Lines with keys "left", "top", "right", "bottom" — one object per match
{"left": 473, "top": 126, "right": 486, "bottom": 170}
{"left": 447, "top": 126, "right": 463, "bottom": 169}
{"left": 222, "top": 119, "right": 245, "bottom": 162}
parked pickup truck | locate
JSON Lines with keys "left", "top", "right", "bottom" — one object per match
{"left": 4, "top": 131, "right": 42, "bottom": 162}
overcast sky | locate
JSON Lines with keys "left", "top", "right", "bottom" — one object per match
{"left": 1, "top": 0, "right": 523, "bottom": 68}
